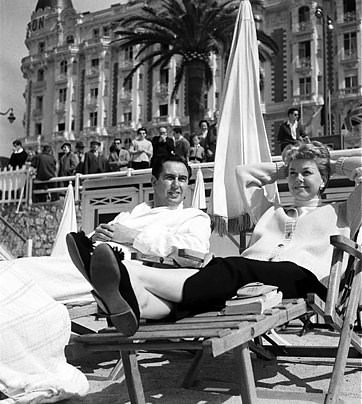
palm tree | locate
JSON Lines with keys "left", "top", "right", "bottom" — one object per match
{"left": 113, "top": 0, "right": 277, "bottom": 133}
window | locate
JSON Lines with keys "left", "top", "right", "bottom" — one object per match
{"left": 58, "top": 122, "right": 65, "bottom": 132}
{"left": 71, "top": 120, "right": 75, "bottom": 131}
{"left": 298, "top": 41, "right": 311, "bottom": 59}
{"left": 298, "top": 41, "right": 311, "bottom": 68}
{"left": 90, "top": 111, "right": 98, "bottom": 127}
{"left": 60, "top": 60, "right": 68, "bottom": 75}
{"left": 35, "top": 123, "right": 42, "bottom": 136}
{"left": 38, "top": 41, "right": 45, "bottom": 53}
{"left": 93, "top": 28, "right": 99, "bottom": 39}
{"left": 66, "top": 35, "right": 74, "bottom": 44}
{"left": 37, "top": 69, "right": 44, "bottom": 82}
{"left": 298, "top": 6, "right": 310, "bottom": 23}
{"left": 159, "top": 104, "right": 168, "bottom": 116}
{"left": 345, "top": 75, "right": 357, "bottom": 93}
{"left": 343, "top": 0, "right": 356, "bottom": 15}
{"left": 123, "top": 112, "right": 132, "bottom": 123}
{"left": 299, "top": 77, "right": 311, "bottom": 96}
{"left": 160, "top": 68, "right": 169, "bottom": 85}
{"left": 124, "top": 79, "right": 132, "bottom": 92}
{"left": 91, "top": 58, "right": 99, "bottom": 68}
{"left": 344, "top": 32, "right": 357, "bottom": 58}
{"left": 59, "top": 88, "right": 67, "bottom": 103}
{"left": 90, "top": 87, "right": 98, "bottom": 98}
{"left": 124, "top": 46, "right": 133, "bottom": 61}
{"left": 36, "top": 96, "right": 43, "bottom": 111}
{"left": 102, "top": 26, "right": 110, "bottom": 37}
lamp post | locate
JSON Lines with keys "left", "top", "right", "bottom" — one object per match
{"left": 0, "top": 107, "right": 16, "bottom": 124}
{"left": 315, "top": 6, "right": 333, "bottom": 137}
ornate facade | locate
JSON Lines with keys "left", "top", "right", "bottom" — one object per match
{"left": 21, "top": 0, "right": 223, "bottom": 154}
{"left": 263, "top": 0, "right": 362, "bottom": 152}
{"left": 21, "top": 0, "right": 361, "bottom": 156}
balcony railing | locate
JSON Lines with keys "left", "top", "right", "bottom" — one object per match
{"left": 119, "top": 89, "right": 133, "bottom": 103}
{"left": 86, "top": 96, "right": 99, "bottom": 109}
{"left": 32, "top": 108, "right": 43, "bottom": 120}
{"left": 55, "top": 101, "right": 66, "bottom": 114}
{"left": 343, "top": 11, "right": 356, "bottom": 22}
{"left": 335, "top": 86, "right": 362, "bottom": 97}
{"left": 296, "top": 57, "right": 312, "bottom": 70}
{"left": 55, "top": 73, "right": 68, "bottom": 83}
{"left": 296, "top": 21, "right": 313, "bottom": 33}
{"left": 86, "top": 67, "right": 100, "bottom": 78}
{"left": 119, "top": 60, "right": 134, "bottom": 70}
{"left": 32, "top": 81, "right": 47, "bottom": 92}
{"left": 155, "top": 82, "right": 169, "bottom": 98}
{"left": 342, "top": 49, "right": 358, "bottom": 61}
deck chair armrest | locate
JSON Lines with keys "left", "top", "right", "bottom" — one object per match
{"left": 330, "top": 235, "right": 362, "bottom": 260}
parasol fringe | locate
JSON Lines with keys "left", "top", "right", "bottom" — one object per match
{"left": 211, "top": 214, "right": 253, "bottom": 236}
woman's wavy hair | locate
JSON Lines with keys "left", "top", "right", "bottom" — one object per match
{"left": 282, "top": 140, "right": 331, "bottom": 190}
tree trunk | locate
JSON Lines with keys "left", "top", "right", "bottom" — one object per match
{"left": 185, "top": 61, "right": 206, "bottom": 134}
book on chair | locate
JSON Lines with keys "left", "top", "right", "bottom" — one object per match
{"left": 222, "top": 283, "right": 283, "bottom": 315}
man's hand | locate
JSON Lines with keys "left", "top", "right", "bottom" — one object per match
{"left": 92, "top": 223, "right": 140, "bottom": 244}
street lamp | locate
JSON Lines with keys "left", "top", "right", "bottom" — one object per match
{"left": 315, "top": 6, "right": 333, "bottom": 137}
{"left": 0, "top": 107, "right": 16, "bottom": 124}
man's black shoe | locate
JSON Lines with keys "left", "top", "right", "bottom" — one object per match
{"left": 66, "top": 231, "right": 94, "bottom": 283}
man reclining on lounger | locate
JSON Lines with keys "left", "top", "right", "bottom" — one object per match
{"left": 67, "top": 155, "right": 210, "bottom": 264}
{"left": 68, "top": 141, "right": 362, "bottom": 336}
{"left": 0, "top": 155, "right": 210, "bottom": 304}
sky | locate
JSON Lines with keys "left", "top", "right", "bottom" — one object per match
{"left": 0, "top": 0, "right": 119, "bottom": 158}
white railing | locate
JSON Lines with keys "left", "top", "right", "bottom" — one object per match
{"left": 0, "top": 166, "right": 30, "bottom": 211}
{"left": 0, "top": 148, "right": 360, "bottom": 208}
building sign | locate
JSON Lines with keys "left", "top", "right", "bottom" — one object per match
{"left": 27, "top": 16, "right": 45, "bottom": 37}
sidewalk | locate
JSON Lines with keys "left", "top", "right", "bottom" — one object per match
{"left": 66, "top": 317, "right": 362, "bottom": 404}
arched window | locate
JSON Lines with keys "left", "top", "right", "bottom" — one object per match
{"left": 66, "top": 35, "right": 74, "bottom": 44}
{"left": 37, "top": 68, "right": 44, "bottom": 82}
{"left": 298, "top": 6, "right": 310, "bottom": 23}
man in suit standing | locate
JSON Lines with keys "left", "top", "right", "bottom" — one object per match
{"left": 277, "top": 107, "right": 308, "bottom": 152}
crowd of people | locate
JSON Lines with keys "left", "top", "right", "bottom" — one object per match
{"left": 7, "top": 119, "right": 218, "bottom": 176}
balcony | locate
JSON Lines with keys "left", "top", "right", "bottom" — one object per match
{"left": 119, "top": 89, "right": 133, "bottom": 104}
{"left": 294, "top": 21, "right": 313, "bottom": 34}
{"left": 86, "top": 96, "right": 99, "bottom": 109}
{"left": 341, "top": 50, "right": 359, "bottom": 68}
{"left": 32, "top": 81, "right": 47, "bottom": 92}
{"left": 32, "top": 108, "right": 43, "bottom": 120}
{"left": 82, "top": 126, "right": 100, "bottom": 136}
{"left": 152, "top": 116, "right": 171, "bottom": 124}
{"left": 295, "top": 57, "right": 312, "bottom": 73}
{"left": 155, "top": 82, "right": 169, "bottom": 99}
{"left": 335, "top": 86, "right": 362, "bottom": 98}
{"left": 86, "top": 67, "right": 100, "bottom": 78}
{"left": 55, "top": 73, "right": 68, "bottom": 84}
{"left": 119, "top": 60, "right": 134, "bottom": 71}
{"left": 55, "top": 100, "right": 66, "bottom": 115}
{"left": 343, "top": 11, "right": 356, "bottom": 22}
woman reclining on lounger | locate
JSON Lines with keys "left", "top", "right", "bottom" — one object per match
{"left": 70, "top": 141, "right": 362, "bottom": 336}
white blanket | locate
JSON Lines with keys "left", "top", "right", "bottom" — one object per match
{"left": 0, "top": 256, "right": 93, "bottom": 304}
{"left": 0, "top": 260, "right": 89, "bottom": 403}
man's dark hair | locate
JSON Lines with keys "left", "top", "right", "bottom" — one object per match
{"left": 287, "top": 107, "right": 300, "bottom": 116}
{"left": 152, "top": 155, "right": 192, "bottom": 180}
{"left": 114, "top": 138, "right": 122, "bottom": 144}
{"left": 137, "top": 127, "right": 147, "bottom": 135}
{"left": 61, "top": 142, "right": 71, "bottom": 149}
{"left": 198, "top": 119, "right": 209, "bottom": 129}
{"left": 173, "top": 126, "right": 182, "bottom": 134}
{"left": 13, "top": 139, "right": 22, "bottom": 147}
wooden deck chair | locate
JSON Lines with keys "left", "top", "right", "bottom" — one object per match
{"left": 307, "top": 234, "right": 362, "bottom": 404}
